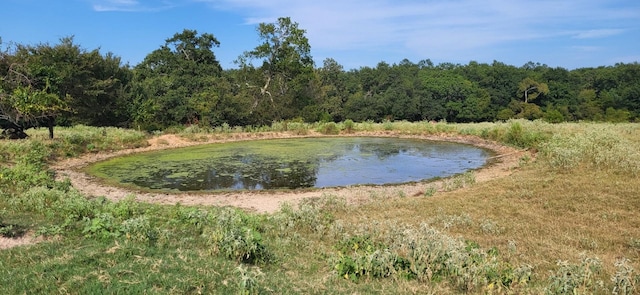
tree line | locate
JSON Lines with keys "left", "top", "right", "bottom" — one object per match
{"left": 1, "top": 17, "right": 639, "bottom": 138}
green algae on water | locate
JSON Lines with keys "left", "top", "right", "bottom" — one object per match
{"left": 86, "top": 137, "right": 491, "bottom": 191}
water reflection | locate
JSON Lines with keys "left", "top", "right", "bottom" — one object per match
{"left": 90, "top": 137, "right": 490, "bottom": 191}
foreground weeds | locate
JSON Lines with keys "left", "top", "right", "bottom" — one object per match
{"left": 1, "top": 122, "right": 639, "bottom": 294}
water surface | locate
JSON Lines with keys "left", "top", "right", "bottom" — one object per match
{"left": 87, "top": 137, "right": 491, "bottom": 191}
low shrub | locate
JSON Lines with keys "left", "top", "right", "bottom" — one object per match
{"left": 441, "top": 171, "right": 476, "bottom": 192}
{"left": 270, "top": 195, "right": 345, "bottom": 236}
{"left": 334, "top": 234, "right": 406, "bottom": 281}
{"left": 611, "top": 258, "right": 638, "bottom": 295}
{"left": 546, "top": 256, "right": 605, "bottom": 294}
{"left": 331, "top": 222, "right": 531, "bottom": 291}
{"left": 119, "top": 216, "right": 159, "bottom": 244}
{"left": 82, "top": 212, "right": 119, "bottom": 240}
{"left": 317, "top": 122, "right": 340, "bottom": 135}
{"left": 1, "top": 164, "right": 54, "bottom": 193}
{"left": 342, "top": 119, "right": 355, "bottom": 133}
{"left": 202, "top": 208, "right": 270, "bottom": 264}
{"left": 503, "top": 120, "right": 550, "bottom": 149}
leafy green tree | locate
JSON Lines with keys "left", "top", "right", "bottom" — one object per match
{"left": 1, "top": 37, "right": 132, "bottom": 130}
{"left": 484, "top": 61, "right": 526, "bottom": 116}
{"left": 575, "top": 89, "right": 603, "bottom": 120}
{"left": 71, "top": 50, "right": 132, "bottom": 126}
{"left": 236, "top": 17, "right": 314, "bottom": 122}
{"left": 518, "top": 77, "right": 549, "bottom": 103}
{"left": 0, "top": 41, "right": 71, "bottom": 138}
{"left": 543, "top": 105, "right": 566, "bottom": 123}
{"left": 496, "top": 108, "right": 515, "bottom": 121}
{"left": 420, "top": 69, "right": 490, "bottom": 122}
{"left": 316, "top": 58, "right": 350, "bottom": 121}
{"left": 386, "top": 60, "right": 423, "bottom": 121}
{"left": 0, "top": 85, "right": 67, "bottom": 139}
{"left": 604, "top": 107, "right": 630, "bottom": 122}
{"left": 129, "top": 29, "right": 228, "bottom": 130}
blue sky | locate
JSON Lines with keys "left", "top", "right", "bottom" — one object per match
{"left": 1, "top": 0, "right": 639, "bottom": 70}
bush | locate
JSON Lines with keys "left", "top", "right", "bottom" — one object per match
{"left": 503, "top": 120, "right": 549, "bottom": 149}
{"left": 202, "top": 208, "right": 269, "bottom": 263}
{"left": 269, "top": 196, "right": 344, "bottom": 236}
{"left": 317, "top": 122, "right": 340, "bottom": 135}
{"left": 546, "top": 256, "right": 605, "bottom": 294}
{"left": 334, "top": 235, "right": 402, "bottom": 281}
{"left": 83, "top": 212, "right": 118, "bottom": 240}
{"left": 343, "top": 119, "right": 355, "bottom": 133}
{"left": 120, "top": 216, "right": 159, "bottom": 244}
{"left": 544, "top": 109, "right": 565, "bottom": 123}
{"left": 1, "top": 164, "right": 54, "bottom": 193}
{"left": 611, "top": 258, "right": 638, "bottom": 295}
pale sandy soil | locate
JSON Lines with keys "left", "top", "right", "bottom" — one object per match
{"left": 2, "top": 131, "right": 526, "bottom": 249}
{"left": 0, "top": 232, "right": 45, "bottom": 250}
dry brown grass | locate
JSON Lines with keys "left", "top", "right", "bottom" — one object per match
{"left": 334, "top": 160, "right": 640, "bottom": 285}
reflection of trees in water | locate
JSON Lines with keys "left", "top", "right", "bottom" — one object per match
{"left": 259, "top": 160, "right": 318, "bottom": 189}
{"left": 341, "top": 140, "right": 418, "bottom": 160}
{"left": 134, "top": 155, "right": 320, "bottom": 191}
{"left": 350, "top": 143, "right": 404, "bottom": 160}
{"left": 351, "top": 140, "right": 480, "bottom": 160}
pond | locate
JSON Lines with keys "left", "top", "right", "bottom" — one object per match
{"left": 86, "top": 137, "right": 492, "bottom": 191}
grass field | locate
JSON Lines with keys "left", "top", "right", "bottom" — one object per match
{"left": 1, "top": 120, "right": 639, "bottom": 294}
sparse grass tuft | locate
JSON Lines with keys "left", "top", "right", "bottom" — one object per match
{"left": 441, "top": 171, "right": 476, "bottom": 191}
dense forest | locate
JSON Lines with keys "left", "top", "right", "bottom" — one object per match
{"left": 1, "top": 17, "right": 639, "bottom": 138}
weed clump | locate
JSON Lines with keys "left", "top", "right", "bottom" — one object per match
{"left": 540, "top": 129, "right": 640, "bottom": 175}
{"left": 441, "top": 171, "right": 476, "bottom": 191}
{"left": 331, "top": 222, "right": 532, "bottom": 292}
{"left": 317, "top": 122, "right": 340, "bottom": 135}
{"left": 342, "top": 119, "right": 355, "bottom": 133}
{"left": 269, "top": 195, "right": 347, "bottom": 239}
{"left": 202, "top": 208, "right": 270, "bottom": 264}
{"left": 546, "top": 255, "right": 605, "bottom": 294}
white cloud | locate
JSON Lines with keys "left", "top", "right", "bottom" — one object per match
{"left": 572, "top": 46, "right": 603, "bottom": 52}
{"left": 573, "top": 29, "right": 625, "bottom": 39}
{"left": 92, "top": 0, "right": 139, "bottom": 12}
{"left": 92, "top": 0, "right": 175, "bottom": 12}
{"left": 204, "top": 1, "right": 634, "bottom": 44}
{"left": 193, "top": 0, "right": 639, "bottom": 67}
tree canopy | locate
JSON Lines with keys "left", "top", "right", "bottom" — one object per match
{"left": 1, "top": 17, "right": 639, "bottom": 137}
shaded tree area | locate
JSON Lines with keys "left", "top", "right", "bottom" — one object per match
{"left": 2, "top": 18, "right": 639, "bottom": 137}
{"left": 127, "top": 29, "right": 245, "bottom": 130}
{"left": 1, "top": 37, "right": 131, "bottom": 138}
{"left": 234, "top": 17, "right": 316, "bottom": 125}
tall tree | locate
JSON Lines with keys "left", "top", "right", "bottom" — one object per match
{"left": 518, "top": 77, "right": 549, "bottom": 103}
{"left": 236, "top": 17, "right": 314, "bottom": 122}
{"left": 129, "top": 29, "right": 227, "bottom": 130}
{"left": 316, "top": 58, "right": 349, "bottom": 121}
